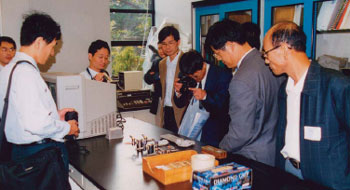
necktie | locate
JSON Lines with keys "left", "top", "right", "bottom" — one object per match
{"left": 198, "top": 81, "right": 203, "bottom": 109}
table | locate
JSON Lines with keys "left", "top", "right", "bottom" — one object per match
{"left": 66, "top": 117, "right": 327, "bottom": 190}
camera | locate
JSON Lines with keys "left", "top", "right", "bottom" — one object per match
{"left": 178, "top": 73, "right": 197, "bottom": 94}
{"left": 65, "top": 111, "right": 78, "bottom": 121}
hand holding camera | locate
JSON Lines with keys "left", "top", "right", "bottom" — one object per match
{"left": 174, "top": 78, "right": 183, "bottom": 94}
{"left": 65, "top": 111, "right": 79, "bottom": 138}
{"left": 177, "top": 73, "right": 197, "bottom": 95}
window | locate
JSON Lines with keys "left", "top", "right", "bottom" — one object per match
{"left": 110, "top": 0, "right": 155, "bottom": 76}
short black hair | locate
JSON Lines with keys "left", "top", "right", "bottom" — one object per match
{"left": 158, "top": 26, "right": 180, "bottom": 43}
{"left": 241, "top": 22, "right": 261, "bottom": 50}
{"left": 20, "top": 12, "right": 61, "bottom": 46}
{"left": 179, "top": 50, "right": 204, "bottom": 75}
{"left": 205, "top": 19, "right": 246, "bottom": 53}
{"left": 0, "top": 36, "right": 16, "bottom": 49}
{"left": 270, "top": 22, "right": 306, "bottom": 52}
{"left": 88, "top": 40, "right": 110, "bottom": 56}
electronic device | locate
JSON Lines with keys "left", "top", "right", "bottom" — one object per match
{"left": 117, "top": 89, "right": 152, "bottom": 111}
{"left": 41, "top": 72, "right": 117, "bottom": 139}
{"left": 118, "top": 71, "right": 143, "bottom": 90}
{"left": 65, "top": 111, "right": 78, "bottom": 121}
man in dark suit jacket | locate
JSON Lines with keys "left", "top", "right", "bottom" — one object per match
{"left": 205, "top": 19, "right": 282, "bottom": 166}
{"left": 144, "top": 43, "right": 166, "bottom": 114}
{"left": 263, "top": 21, "right": 350, "bottom": 189}
{"left": 173, "top": 50, "right": 232, "bottom": 147}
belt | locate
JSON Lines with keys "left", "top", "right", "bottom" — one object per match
{"left": 19, "top": 138, "right": 55, "bottom": 147}
{"left": 287, "top": 157, "right": 301, "bottom": 169}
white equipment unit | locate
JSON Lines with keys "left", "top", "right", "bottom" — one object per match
{"left": 41, "top": 72, "right": 117, "bottom": 139}
{"left": 118, "top": 71, "right": 143, "bottom": 90}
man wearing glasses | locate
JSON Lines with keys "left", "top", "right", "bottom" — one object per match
{"left": 158, "top": 26, "right": 185, "bottom": 133}
{"left": 263, "top": 21, "right": 350, "bottom": 189}
{"left": 205, "top": 19, "right": 282, "bottom": 166}
{"left": 0, "top": 36, "right": 16, "bottom": 72}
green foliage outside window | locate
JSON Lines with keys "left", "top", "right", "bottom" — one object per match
{"left": 110, "top": 0, "right": 153, "bottom": 76}
{"left": 110, "top": 0, "right": 153, "bottom": 10}
{"left": 110, "top": 13, "right": 152, "bottom": 41}
{"left": 111, "top": 47, "right": 145, "bottom": 76}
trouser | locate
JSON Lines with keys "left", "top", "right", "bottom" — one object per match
{"left": 163, "top": 106, "right": 178, "bottom": 134}
{"left": 12, "top": 140, "right": 69, "bottom": 172}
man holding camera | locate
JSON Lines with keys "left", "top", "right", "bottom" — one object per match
{"left": 174, "top": 50, "right": 232, "bottom": 147}
{"left": 158, "top": 26, "right": 185, "bottom": 133}
{"left": 0, "top": 12, "right": 79, "bottom": 170}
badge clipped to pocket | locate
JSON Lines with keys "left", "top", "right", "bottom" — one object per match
{"left": 304, "top": 126, "right": 322, "bottom": 141}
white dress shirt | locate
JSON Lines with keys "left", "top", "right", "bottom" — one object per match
{"left": 80, "top": 67, "right": 97, "bottom": 80}
{"left": 0, "top": 52, "right": 70, "bottom": 144}
{"left": 0, "top": 64, "right": 3, "bottom": 72}
{"left": 164, "top": 51, "right": 181, "bottom": 107}
{"left": 280, "top": 69, "right": 309, "bottom": 161}
{"left": 198, "top": 63, "right": 210, "bottom": 100}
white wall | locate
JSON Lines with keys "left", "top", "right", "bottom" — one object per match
{"left": 0, "top": 0, "right": 111, "bottom": 73}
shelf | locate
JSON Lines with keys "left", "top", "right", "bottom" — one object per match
{"left": 317, "top": 29, "right": 350, "bottom": 34}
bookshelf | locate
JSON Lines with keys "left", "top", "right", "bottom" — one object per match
{"left": 264, "top": 0, "right": 350, "bottom": 60}
{"left": 192, "top": 0, "right": 349, "bottom": 61}
{"left": 192, "top": 0, "right": 259, "bottom": 64}
{"left": 314, "top": 0, "right": 350, "bottom": 61}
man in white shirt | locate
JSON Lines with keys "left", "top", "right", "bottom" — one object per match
{"left": 0, "top": 36, "right": 16, "bottom": 71}
{"left": 158, "top": 26, "right": 185, "bottom": 133}
{"left": 0, "top": 12, "right": 79, "bottom": 171}
{"left": 263, "top": 21, "right": 350, "bottom": 189}
{"left": 80, "top": 39, "right": 111, "bottom": 82}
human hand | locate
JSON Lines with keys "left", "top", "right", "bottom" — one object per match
{"left": 174, "top": 78, "right": 183, "bottom": 93}
{"left": 189, "top": 88, "right": 206, "bottom": 100}
{"left": 94, "top": 72, "right": 105, "bottom": 81}
{"left": 58, "top": 108, "right": 75, "bottom": 121}
{"left": 67, "top": 120, "right": 79, "bottom": 137}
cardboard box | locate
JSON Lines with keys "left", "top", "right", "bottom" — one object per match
{"left": 192, "top": 162, "right": 252, "bottom": 190}
{"left": 201, "top": 145, "right": 227, "bottom": 159}
{"left": 142, "top": 150, "right": 197, "bottom": 185}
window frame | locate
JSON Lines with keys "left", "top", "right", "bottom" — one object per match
{"left": 110, "top": 1, "right": 155, "bottom": 47}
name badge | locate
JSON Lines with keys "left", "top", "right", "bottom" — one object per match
{"left": 304, "top": 126, "right": 322, "bottom": 141}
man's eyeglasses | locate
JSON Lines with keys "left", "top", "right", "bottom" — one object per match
{"left": 212, "top": 46, "right": 226, "bottom": 60}
{"left": 1, "top": 47, "right": 15, "bottom": 53}
{"left": 161, "top": 40, "right": 177, "bottom": 47}
{"left": 261, "top": 45, "right": 281, "bottom": 58}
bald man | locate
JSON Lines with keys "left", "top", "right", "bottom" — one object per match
{"left": 263, "top": 21, "right": 350, "bottom": 189}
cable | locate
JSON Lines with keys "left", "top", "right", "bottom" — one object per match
{"left": 116, "top": 111, "right": 126, "bottom": 130}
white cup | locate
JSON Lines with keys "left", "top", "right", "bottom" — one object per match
{"left": 191, "top": 154, "right": 215, "bottom": 172}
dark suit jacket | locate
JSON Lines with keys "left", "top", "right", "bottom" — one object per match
{"left": 219, "top": 49, "right": 282, "bottom": 167}
{"left": 174, "top": 64, "right": 232, "bottom": 147}
{"left": 276, "top": 61, "right": 350, "bottom": 189}
{"left": 144, "top": 54, "right": 162, "bottom": 114}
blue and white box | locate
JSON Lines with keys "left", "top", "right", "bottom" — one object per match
{"left": 192, "top": 162, "right": 252, "bottom": 190}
